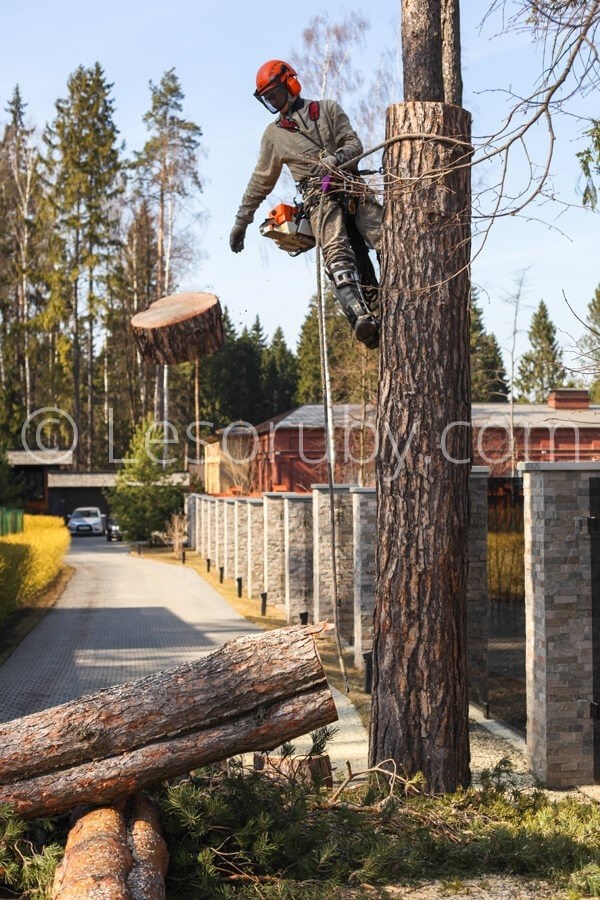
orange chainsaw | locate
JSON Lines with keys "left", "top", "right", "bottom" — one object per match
{"left": 259, "top": 203, "right": 315, "bottom": 256}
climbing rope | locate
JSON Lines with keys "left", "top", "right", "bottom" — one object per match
{"left": 314, "top": 196, "right": 350, "bottom": 693}
{"left": 308, "top": 128, "right": 471, "bottom": 693}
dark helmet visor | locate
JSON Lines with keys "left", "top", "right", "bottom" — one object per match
{"left": 254, "top": 80, "right": 288, "bottom": 114}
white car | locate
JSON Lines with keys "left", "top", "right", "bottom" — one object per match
{"left": 67, "top": 507, "right": 105, "bottom": 536}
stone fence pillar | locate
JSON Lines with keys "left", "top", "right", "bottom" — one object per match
{"left": 234, "top": 499, "right": 248, "bottom": 592}
{"left": 263, "top": 494, "right": 286, "bottom": 609}
{"left": 246, "top": 499, "right": 264, "bottom": 599}
{"left": 520, "top": 461, "right": 600, "bottom": 788}
{"left": 214, "top": 498, "right": 225, "bottom": 571}
{"left": 223, "top": 499, "right": 236, "bottom": 580}
{"left": 312, "top": 484, "right": 355, "bottom": 643}
{"left": 205, "top": 497, "right": 217, "bottom": 564}
{"left": 186, "top": 494, "right": 199, "bottom": 550}
{"left": 283, "top": 494, "right": 313, "bottom": 624}
{"left": 200, "top": 496, "right": 212, "bottom": 560}
{"left": 351, "top": 487, "right": 376, "bottom": 669}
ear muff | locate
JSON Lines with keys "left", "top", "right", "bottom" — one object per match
{"left": 285, "top": 73, "right": 301, "bottom": 97}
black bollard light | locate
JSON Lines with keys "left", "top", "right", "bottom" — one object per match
{"left": 299, "top": 611, "right": 309, "bottom": 625}
{"left": 362, "top": 650, "right": 373, "bottom": 694}
{"left": 260, "top": 591, "right": 267, "bottom": 616}
{"left": 219, "top": 566, "right": 224, "bottom": 584}
{"left": 206, "top": 558, "right": 211, "bottom": 572}
{"left": 181, "top": 549, "right": 186, "bottom": 565}
{"left": 236, "top": 576, "right": 243, "bottom": 598}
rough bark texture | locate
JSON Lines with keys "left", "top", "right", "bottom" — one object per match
{"left": 0, "top": 625, "right": 337, "bottom": 818}
{"left": 52, "top": 794, "right": 169, "bottom": 899}
{"left": 441, "top": 0, "right": 463, "bottom": 105}
{"left": 401, "top": 0, "right": 444, "bottom": 101}
{"left": 370, "top": 102, "right": 472, "bottom": 793}
{"left": 130, "top": 291, "right": 224, "bottom": 365}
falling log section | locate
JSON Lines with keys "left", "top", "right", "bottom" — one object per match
{"left": 0, "top": 625, "right": 337, "bottom": 819}
{"left": 130, "top": 291, "right": 225, "bottom": 365}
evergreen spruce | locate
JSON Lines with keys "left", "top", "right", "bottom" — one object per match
{"left": 106, "top": 415, "right": 184, "bottom": 540}
{"left": 514, "top": 300, "right": 566, "bottom": 403}
{"left": 296, "top": 292, "right": 357, "bottom": 404}
{"left": 579, "top": 283, "right": 600, "bottom": 400}
{"left": 470, "top": 296, "right": 509, "bottom": 402}
{"left": 262, "top": 326, "right": 299, "bottom": 419}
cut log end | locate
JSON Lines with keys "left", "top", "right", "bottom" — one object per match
{"left": 130, "top": 291, "right": 224, "bottom": 365}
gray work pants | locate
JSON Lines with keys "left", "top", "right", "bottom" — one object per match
{"left": 307, "top": 190, "right": 382, "bottom": 277}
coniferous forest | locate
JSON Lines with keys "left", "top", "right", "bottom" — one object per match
{"left": 0, "top": 65, "right": 519, "bottom": 471}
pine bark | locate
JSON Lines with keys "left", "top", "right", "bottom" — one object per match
{"left": 130, "top": 291, "right": 225, "bottom": 365}
{"left": 52, "top": 794, "right": 169, "bottom": 899}
{"left": 370, "top": 102, "right": 472, "bottom": 793}
{"left": 0, "top": 625, "right": 337, "bottom": 818}
{"left": 401, "top": 0, "right": 444, "bottom": 101}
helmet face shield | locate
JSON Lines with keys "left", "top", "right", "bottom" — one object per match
{"left": 254, "top": 80, "right": 289, "bottom": 114}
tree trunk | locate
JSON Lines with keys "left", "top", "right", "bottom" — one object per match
{"left": 370, "top": 102, "right": 472, "bottom": 793}
{"left": 441, "top": 0, "right": 463, "bottom": 105}
{"left": 401, "top": 0, "right": 444, "bottom": 101}
{"left": 52, "top": 793, "right": 168, "bottom": 900}
{"left": 131, "top": 292, "right": 225, "bottom": 365}
{"left": 0, "top": 625, "right": 337, "bottom": 818}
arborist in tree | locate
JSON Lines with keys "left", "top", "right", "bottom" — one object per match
{"left": 229, "top": 59, "right": 382, "bottom": 350}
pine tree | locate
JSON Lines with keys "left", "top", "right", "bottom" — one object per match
{"left": 135, "top": 68, "right": 203, "bottom": 432}
{"left": 470, "top": 296, "right": 509, "bottom": 402}
{"left": 514, "top": 299, "right": 567, "bottom": 403}
{"left": 43, "top": 63, "right": 123, "bottom": 468}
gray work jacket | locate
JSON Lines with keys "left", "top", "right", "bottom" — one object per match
{"left": 235, "top": 98, "right": 363, "bottom": 226}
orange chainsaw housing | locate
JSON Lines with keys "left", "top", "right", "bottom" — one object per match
{"left": 259, "top": 203, "right": 315, "bottom": 255}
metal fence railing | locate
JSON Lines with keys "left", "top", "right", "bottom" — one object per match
{"left": 0, "top": 506, "right": 24, "bottom": 537}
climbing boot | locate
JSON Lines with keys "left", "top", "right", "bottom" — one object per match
{"left": 331, "top": 266, "right": 380, "bottom": 350}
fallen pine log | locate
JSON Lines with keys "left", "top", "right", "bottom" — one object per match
{"left": 130, "top": 291, "right": 225, "bottom": 364}
{"left": 0, "top": 625, "right": 337, "bottom": 819}
{"left": 52, "top": 793, "right": 169, "bottom": 900}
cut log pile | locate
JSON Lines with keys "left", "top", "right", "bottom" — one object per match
{"left": 52, "top": 794, "right": 169, "bottom": 900}
{"left": 0, "top": 625, "right": 337, "bottom": 821}
{"left": 130, "top": 291, "right": 225, "bottom": 364}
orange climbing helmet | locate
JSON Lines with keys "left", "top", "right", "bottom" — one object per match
{"left": 254, "top": 59, "right": 301, "bottom": 113}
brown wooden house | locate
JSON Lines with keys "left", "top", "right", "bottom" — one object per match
{"left": 203, "top": 389, "right": 600, "bottom": 495}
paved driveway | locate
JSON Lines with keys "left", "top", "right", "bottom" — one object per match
{"left": 0, "top": 537, "right": 259, "bottom": 722}
{"left": 0, "top": 538, "right": 370, "bottom": 773}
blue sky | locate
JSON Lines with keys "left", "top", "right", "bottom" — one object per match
{"left": 1, "top": 1, "right": 598, "bottom": 378}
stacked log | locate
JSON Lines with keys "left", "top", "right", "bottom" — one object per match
{"left": 52, "top": 794, "right": 169, "bottom": 900}
{"left": 0, "top": 625, "right": 337, "bottom": 819}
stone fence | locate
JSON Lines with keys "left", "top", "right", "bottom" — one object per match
{"left": 186, "top": 468, "right": 489, "bottom": 706}
{"left": 187, "top": 461, "right": 600, "bottom": 788}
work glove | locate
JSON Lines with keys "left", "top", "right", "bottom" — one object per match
{"left": 229, "top": 220, "right": 247, "bottom": 253}
{"left": 318, "top": 154, "right": 338, "bottom": 171}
